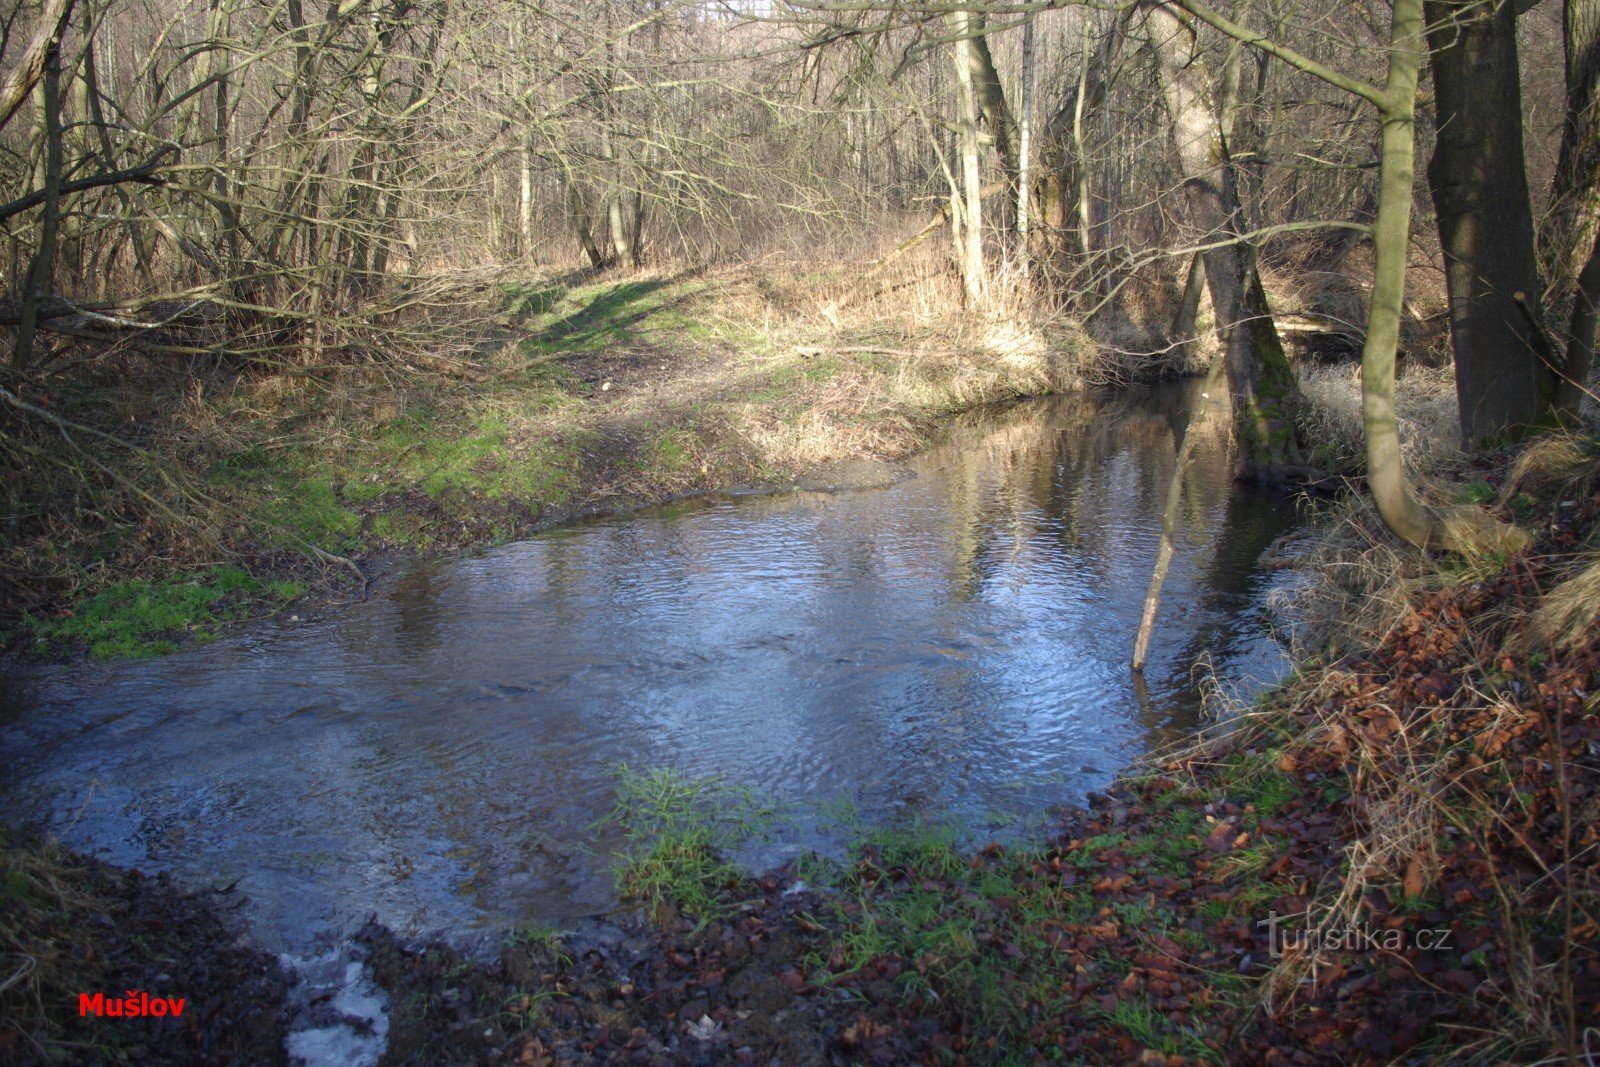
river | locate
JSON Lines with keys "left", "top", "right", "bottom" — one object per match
{"left": 1, "top": 381, "right": 1302, "bottom": 960}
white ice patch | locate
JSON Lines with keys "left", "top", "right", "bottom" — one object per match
{"left": 282, "top": 952, "right": 389, "bottom": 1067}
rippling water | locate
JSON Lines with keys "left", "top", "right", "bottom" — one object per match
{"left": 1, "top": 381, "right": 1301, "bottom": 952}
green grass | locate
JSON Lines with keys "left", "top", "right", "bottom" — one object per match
{"left": 798, "top": 822, "right": 1108, "bottom": 1046}
{"left": 503, "top": 921, "right": 571, "bottom": 966}
{"left": 604, "top": 766, "right": 773, "bottom": 925}
{"left": 358, "top": 412, "right": 585, "bottom": 508}
{"left": 647, "top": 428, "right": 697, "bottom": 474}
{"left": 579, "top": 764, "right": 1282, "bottom": 1062}
{"left": 28, "top": 565, "right": 303, "bottom": 659}
{"left": 1089, "top": 996, "right": 1221, "bottom": 1063}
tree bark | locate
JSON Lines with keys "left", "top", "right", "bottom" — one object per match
{"left": 1016, "top": 14, "right": 1036, "bottom": 250}
{"left": 0, "top": 0, "right": 74, "bottom": 137}
{"left": 965, "top": 15, "right": 1017, "bottom": 188}
{"left": 1543, "top": 0, "right": 1600, "bottom": 416}
{"left": 11, "top": 33, "right": 64, "bottom": 377}
{"left": 1170, "top": 251, "right": 1206, "bottom": 359}
{"left": 1071, "top": 19, "right": 1095, "bottom": 264}
{"left": 1425, "top": 0, "right": 1558, "bottom": 444}
{"left": 520, "top": 139, "right": 534, "bottom": 257}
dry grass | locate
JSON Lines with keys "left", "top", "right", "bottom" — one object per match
{"left": 1293, "top": 361, "right": 1461, "bottom": 476}
{"left": 2, "top": 256, "right": 1093, "bottom": 653}
{"left": 1181, "top": 422, "right": 1600, "bottom": 1060}
{"left": 1504, "top": 434, "right": 1600, "bottom": 650}
{"left": 0, "top": 834, "right": 97, "bottom": 1060}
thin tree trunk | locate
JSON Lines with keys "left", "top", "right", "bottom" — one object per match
{"left": 1132, "top": 346, "right": 1230, "bottom": 670}
{"left": 951, "top": 10, "right": 987, "bottom": 306}
{"left": 519, "top": 139, "right": 534, "bottom": 258}
{"left": 1016, "top": 14, "right": 1036, "bottom": 251}
{"left": 11, "top": 38, "right": 64, "bottom": 376}
{"left": 1071, "top": 17, "right": 1094, "bottom": 264}
{"left": 1545, "top": 0, "right": 1600, "bottom": 415}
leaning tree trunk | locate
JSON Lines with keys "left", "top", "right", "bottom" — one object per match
{"left": 1425, "top": 0, "right": 1559, "bottom": 444}
{"left": 1170, "top": 252, "right": 1206, "bottom": 359}
{"left": 1144, "top": 3, "right": 1306, "bottom": 480}
{"left": 1542, "top": 0, "right": 1600, "bottom": 417}
{"left": 965, "top": 13, "right": 1017, "bottom": 225}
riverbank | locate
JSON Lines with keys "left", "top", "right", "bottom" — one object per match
{"left": 5, "top": 432, "right": 1594, "bottom": 1064}
{"left": 3, "top": 266, "right": 1091, "bottom": 662}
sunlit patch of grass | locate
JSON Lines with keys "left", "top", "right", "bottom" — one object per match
{"left": 510, "top": 277, "right": 723, "bottom": 357}
{"left": 637, "top": 427, "right": 698, "bottom": 475}
{"left": 28, "top": 565, "right": 301, "bottom": 659}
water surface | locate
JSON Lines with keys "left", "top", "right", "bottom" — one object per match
{"left": 1, "top": 382, "right": 1300, "bottom": 953}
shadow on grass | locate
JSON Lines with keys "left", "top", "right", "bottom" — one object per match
{"left": 506, "top": 269, "right": 711, "bottom": 359}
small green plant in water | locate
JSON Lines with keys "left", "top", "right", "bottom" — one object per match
{"left": 604, "top": 766, "right": 773, "bottom": 925}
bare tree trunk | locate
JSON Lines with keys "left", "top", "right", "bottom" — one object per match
{"left": 1362, "top": 0, "right": 1525, "bottom": 553}
{"left": 520, "top": 138, "right": 534, "bottom": 258}
{"left": 1144, "top": 4, "right": 1305, "bottom": 478}
{"left": 569, "top": 183, "right": 605, "bottom": 269}
{"left": 10, "top": 35, "right": 64, "bottom": 376}
{"left": 966, "top": 15, "right": 1017, "bottom": 185}
{"left": 1016, "top": 14, "right": 1036, "bottom": 251}
{"left": 603, "top": 1, "right": 635, "bottom": 270}
{"left": 1425, "top": 0, "right": 1558, "bottom": 443}
{"left": 1170, "top": 251, "right": 1206, "bottom": 358}
{"left": 0, "top": 0, "right": 74, "bottom": 137}
{"left": 950, "top": 10, "right": 988, "bottom": 306}
{"left": 1071, "top": 17, "right": 1095, "bottom": 264}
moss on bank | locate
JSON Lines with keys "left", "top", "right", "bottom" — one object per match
{"left": 26, "top": 566, "right": 305, "bottom": 660}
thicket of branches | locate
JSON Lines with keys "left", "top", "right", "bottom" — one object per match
{"left": 1, "top": 0, "right": 1594, "bottom": 557}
